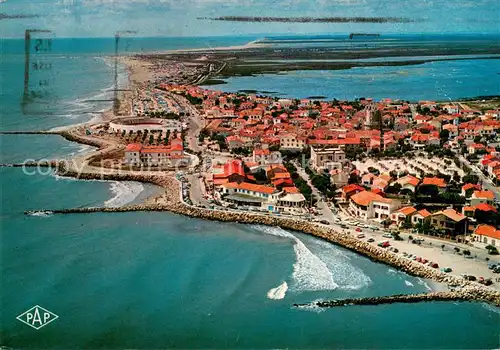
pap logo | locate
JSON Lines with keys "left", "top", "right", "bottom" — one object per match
{"left": 17, "top": 305, "right": 59, "bottom": 330}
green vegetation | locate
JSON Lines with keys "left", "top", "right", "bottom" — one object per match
{"left": 305, "top": 167, "right": 337, "bottom": 198}
{"left": 284, "top": 162, "right": 313, "bottom": 202}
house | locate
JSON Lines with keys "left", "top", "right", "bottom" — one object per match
{"left": 472, "top": 224, "right": 500, "bottom": 246}
{"left": 391, "top": 206, "right": 417, "bottom": 226}
{"left": 461, "top": 183, "right": 482, "bottom": 198}
{"left": 411, "top": 209, "right": 432, "bottom": 226}
{"left": 220, "top": 182, "right": 280, "bottom": 205}
{"left": 279, "top": 133, "right": 306, "bottom": 151}
{"left": 487, "top": 161, "right": 500, "bottom": 178}
{"left": 470, "top": 190, "right": 495, "bottom": 206}
{"left": 396, "top": 175, "right": 420, "bottom": 193}
{"left": 372, "top": 174, "right": 392, "bottom": 192}
{"left": 430, "top": 209, "right": 467, "bottom": 237}
{"left": 421, "top": 177, "right": 447, "bottom": 192}
{"left": 219, "top": 182, "right": 306, "bottom": 213}
{"left": 310, "top": 145, "right": 346, "bottom": 171}
{"left": 212, "top": 159, "right": 248, "bottom": 186}
{"left": 349, "top": 190, "right": 401, "bottom": 221}
{"left": 468, "top": 143, "right": 486, "bottom": 154}
{"left": 341, "top": 184, "right": 364, "bottom": 201}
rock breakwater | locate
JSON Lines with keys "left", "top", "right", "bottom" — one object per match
{"left": 294, "top": 290, "right": 498, "bottom": 308}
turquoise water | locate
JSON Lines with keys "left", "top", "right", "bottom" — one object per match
{"left": 1, "top": 35, "right": 499, "bottom": 348}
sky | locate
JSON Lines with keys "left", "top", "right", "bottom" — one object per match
{"left": 1, "top": 0, "right": 499, "bottom": 38}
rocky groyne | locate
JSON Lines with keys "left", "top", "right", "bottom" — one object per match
{"left": 0, "top": 160, "right": 61, "bottom": 168}
{"left": 294, "top": 290, "right": 492, "bottom": 308}
{"left": 0, "top": 131, "right": 59, "bottom": 135}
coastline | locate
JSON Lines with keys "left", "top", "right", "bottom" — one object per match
{"left": 36, "top": 49, "right": 498, "bottom": 306}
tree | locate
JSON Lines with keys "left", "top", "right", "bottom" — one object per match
{"left": 254, "top": 168, "right": 267, "bottom": 182}
{"left": 486, "top": 245, "right": 499, "bottom": 255}
{"left": 402, "top": 216, "right": 413, "bottom": 229}
{"left": 439, "top": 129, "right": 450, "bottom": 143}
{"left": 386, "top": 183, "right": 402, "bottom": 194}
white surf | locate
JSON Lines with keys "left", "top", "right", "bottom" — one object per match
{"left": 253, "top": 226, "right": 339, "bottom": 291}
{"left": 104, "top": 181, "right": 144, "bottom": 207}
{"left": 267, "top": 281, "right": 288, "bottom": 300}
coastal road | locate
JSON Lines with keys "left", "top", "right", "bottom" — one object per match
{"left": 293, "top": 162, "right": 337, "bottom": 223}
{"left": 167, "top": 92, "right": 203, "bottom": 153}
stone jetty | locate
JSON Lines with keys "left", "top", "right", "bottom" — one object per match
{"left": 294, "top": 290, "right": 499, "bottom": 308}
{"left": 0, "top": 160, "right": 60, "bottom": 168}
{"left": 0, "top": 131, "right": 59, "bottom": 135}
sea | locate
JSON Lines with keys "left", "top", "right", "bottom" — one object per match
{"left": 1, "top": 34, "right": 499, "bottom": 349}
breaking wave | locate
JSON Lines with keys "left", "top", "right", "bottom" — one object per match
{"left": 253, "top": 225, "right": 371, "bottom": 292}
{"left": 295, "top": 299, "right": 326, "bottom": 313}
{"left": 104, "top": 181, "right": 144, "bottom": 207}
{"left": 405, "top": 280, "right": 414, "bottom": 287}
{"left": 267, "top": 281, "right": 288, "bottom": 300}
{"left": 28, "top": 210, "right": 54, "bottom": 217}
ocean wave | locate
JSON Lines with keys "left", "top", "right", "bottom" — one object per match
{"left": 481, "top": 302, "right": 500, "bottom": 314}
{"left": 104, "top": 181, "right": 144, "bottom": 207}
{"left": 308, "top": 238, "right": 372, "bottom": 291}
{"left": 253, "top": 226, "right": 340, "bottom": 292}
{"left": 28, "top": 210, "right": 54, "bottom": 217}
{"left": 416, "top": 278, "right": 433, "bottom": 291}
{"left": 405, "top": 280, "right": 414, "bottom": 287}
{"left": 294, "top": 299, "right": 326, "bottom": 313}
{"left": 267, "top": 281, "right": 288, "bottom": 300}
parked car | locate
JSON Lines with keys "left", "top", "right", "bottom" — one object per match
{"left": 367, "top": 238, "right": 375, "bottom": 243}
{"left": 356, "top": 227, "right": 362, "bottom": 232}
{"left": 319, "top": 219, "right": 330, "bottom": 225}
{"left": 382, "top": 233, "right": 393, "bottom": 239}
{"left": 357, "top": 234, "right": 365, "bottom": 239}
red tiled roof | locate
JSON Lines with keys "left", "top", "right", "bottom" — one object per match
{"left": 396, "top": 206, "right": 417, "bottom": 216}
{"left": 351, "top": 190, "right": 391, "bottom": 206}
{"left": 422, "top": 177, "right": 447, "bottom": 187}
{"left": 125, "top": 143, "right": 142, "bottom": 152}
{"left": 342, "top": 184, "right": 364, "bottom": 194}
{"left": 472, "top": 190, "right": 495, "bottom": 200}
{"left": 474, "top": 224, "right": 500, "bottom": 239}
{"left": 474, "top": 203, "right": 497, "bottom": 213}
{"left": 223, "top": 182, "right": 277, "bottom": 194}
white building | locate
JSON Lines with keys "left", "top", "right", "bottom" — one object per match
{"left": 349, "top": 190, "right": 401, "bottom": 221}
{"left": 219, "top": 182, "right": 306, "bottom": 213}
{"left": 124, "top": 139, "right": 186, "bottom": 167}
{"left": 310, "top": 145, "right": 345, "bottom": 171}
